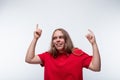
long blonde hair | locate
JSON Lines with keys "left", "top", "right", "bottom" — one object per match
{"left": 48, "top": 28, "right": 74, "bottom": 57}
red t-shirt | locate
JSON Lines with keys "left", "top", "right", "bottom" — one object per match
{"left": 38, "top": 48, "right": 92, "bottom": 80}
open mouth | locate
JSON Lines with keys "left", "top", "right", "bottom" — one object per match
{"left": 55, "top": 43, "right": 64, "bottom": 48}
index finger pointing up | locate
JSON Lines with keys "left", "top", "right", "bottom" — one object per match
{"left": 36, "top": 24, "right": 39, "bottom": 30}
{"left": 88, "top": 29, "right": 93, "bottom": 33}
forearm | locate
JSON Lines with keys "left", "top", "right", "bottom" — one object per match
{"left": 90, "top": 42, "right": 101, "bottom": 71}
{"left": 25, "top": 38, "right": 38, "bottom": 62}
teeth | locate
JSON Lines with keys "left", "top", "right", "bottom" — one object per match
{"left": 56, "top": 43, "right": 62, "bottom": 46}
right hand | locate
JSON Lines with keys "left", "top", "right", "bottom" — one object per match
{"left": 34, "top": 24, "right": 42, "bottom": 39}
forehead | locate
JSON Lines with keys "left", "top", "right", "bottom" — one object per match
{"left": 53, "top": 30, "right": 63, "bottom": 36}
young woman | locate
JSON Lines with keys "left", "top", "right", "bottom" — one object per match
{"left": 25, "top": 24, "right": 101, "bottom": 80}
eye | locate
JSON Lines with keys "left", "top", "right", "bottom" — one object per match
{"left": 59, "top": 36, "right": 64, "bottom": 39}
{"left": 53, "top": 36, "right": 57, "bottom": 40}
{"left": 53, "top": 36, "right": 64, "bottom": 40}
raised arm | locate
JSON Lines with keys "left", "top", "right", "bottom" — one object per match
{"left": 25, "top": 24, "right": 42, "bottom": 64}
{"left": 86, "top": 29, "right": 101, "bottom": 72}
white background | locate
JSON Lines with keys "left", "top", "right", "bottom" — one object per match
{"left": 0, "top": 0, "right": 120, "bottom": 80}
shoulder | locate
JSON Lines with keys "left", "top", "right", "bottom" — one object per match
{"left": 38, "top": 51, "right": 51, "bottom": 57}
{"left": 72, "top": 48, "right": 91, "bottom": 57}
{"left": 72, "top": 48, "right": 84, "bottom": 56}
{"left": 37, "top": 51, "right": 52, "bottom": 64}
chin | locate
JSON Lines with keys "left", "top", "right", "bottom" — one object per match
{"left": 57, "top": 48, "right": 64, "bottom": 51}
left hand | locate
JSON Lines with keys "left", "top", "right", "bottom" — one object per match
{"left": 85, "top": 29, "right": 96, "bottom": 45}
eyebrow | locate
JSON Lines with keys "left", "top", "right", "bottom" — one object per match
{"left": 53, "top": 35, "right": 64, "bottom": 39}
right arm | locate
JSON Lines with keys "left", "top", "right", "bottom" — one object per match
{"left": 25, "top": 24, "right": 42, "bottom": 64}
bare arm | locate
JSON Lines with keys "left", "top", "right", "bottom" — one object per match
{"left": 86, "top": 29, "right": 101, "bottom": 72}
{"left": 25, "top": 24, "right": 42, "bottom": 64}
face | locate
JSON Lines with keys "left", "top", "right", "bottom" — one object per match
{"left": 53, "top": 30, "right": 65, "bottom": 53}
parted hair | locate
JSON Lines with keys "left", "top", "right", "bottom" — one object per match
{"left": 48, "top": 28, "right": 74, "bottom": 57}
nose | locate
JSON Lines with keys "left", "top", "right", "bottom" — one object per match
{"left": 56, "top": 37, "right": 60, "bottom": 42}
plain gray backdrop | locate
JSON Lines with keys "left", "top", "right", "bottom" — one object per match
{"left": 0, "top": 0, "right": 120, "bottom": 80}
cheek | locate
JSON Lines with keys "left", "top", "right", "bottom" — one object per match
{"left": 52, "top": 40, "right": 55, "bottom": 45}
{"left": 61, "top": 39, "right": 65, "bottom": 44}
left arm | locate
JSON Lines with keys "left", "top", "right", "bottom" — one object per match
{"left": 86, "top": 29, "right": 101, "bottom": 72}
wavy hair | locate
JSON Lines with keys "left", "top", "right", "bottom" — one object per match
{"left": 48, "top": 28, "right": 74, "bottom": 57}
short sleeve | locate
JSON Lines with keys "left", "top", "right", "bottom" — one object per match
{"left": 38, "top": 52, "right": 48, "bottom": 67}
{"left": 72, "top": 48, "right": 92, "bottom": 68}
{"left": 82, "top": 53, "right": 92, "bottom": 68}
